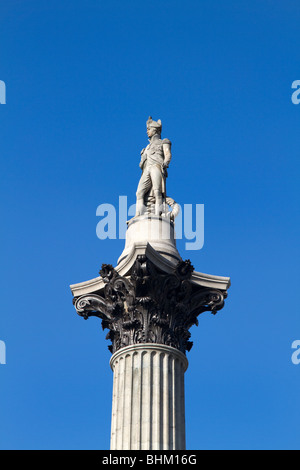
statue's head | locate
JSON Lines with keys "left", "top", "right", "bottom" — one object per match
{"left": 147, "top": 116, "right": 162, "bottom": 138}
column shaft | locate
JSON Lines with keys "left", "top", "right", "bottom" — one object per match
{"left": 110, "top": 343, "right": 188, "bottom": 450}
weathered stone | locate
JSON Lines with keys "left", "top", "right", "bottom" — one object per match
{"left": 73, "top": 255, "right": 228, "bottom": 355}
{"left": 110, "top": 343, "right": 188, "bottom": 450}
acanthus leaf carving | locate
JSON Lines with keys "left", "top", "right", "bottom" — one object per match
{"left": 73, "top": 257, "right": 228, "bottom": 355}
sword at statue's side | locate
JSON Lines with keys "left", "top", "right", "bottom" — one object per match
{"left": 160, "top": 164, "right": 166, "bottom": 214}
{"left": 139, "top": 148, "right": 147, "bottom": 171}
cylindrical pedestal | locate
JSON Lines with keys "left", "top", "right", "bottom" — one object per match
{"left": 117, "top": 215, "right": 181, "bottom": 265}
{"left": 110, "top": 343, "right": 188, "bottom": 450}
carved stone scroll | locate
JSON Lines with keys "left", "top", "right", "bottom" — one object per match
{"left": 74, "top": 256, "right": 228, "bottom": 355}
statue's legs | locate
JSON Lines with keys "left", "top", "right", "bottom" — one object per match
{"left": 150, "top": 166, "right": 163, "bottom": 216}
{"left": 136, "top": 165, "right": 163, "bottom": 217}
{"left": 136, "top": 169, "right": 152, "bottom": 216}
{"left": 154, "top": 190, "right": 163, "bottom": 216}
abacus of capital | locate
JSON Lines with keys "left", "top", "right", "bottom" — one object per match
{"left": 70, "top": 117, "right": 231, "bottom": 450}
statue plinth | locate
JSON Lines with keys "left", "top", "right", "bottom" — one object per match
{"left": 118, "top": 215, "right": 181, "bottom": 265}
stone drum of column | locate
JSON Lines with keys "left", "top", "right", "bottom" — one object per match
{"left": 110, "top": 343, "right": 188, "bottom": 450}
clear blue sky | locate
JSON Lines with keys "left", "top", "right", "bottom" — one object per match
{"left": 0, "top": 0, "right": 299, "bottom": 450}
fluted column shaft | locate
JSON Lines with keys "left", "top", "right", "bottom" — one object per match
{"left": 110, "top": 343, "right": 188, "bottom": 450}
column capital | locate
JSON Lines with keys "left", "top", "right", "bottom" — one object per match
{"left": 73, "top": 255, "right": 228, "bottom": 355}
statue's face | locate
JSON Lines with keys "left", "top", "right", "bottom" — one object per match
{"left": 147, "top": 127, "right": 158, "bottom": 138}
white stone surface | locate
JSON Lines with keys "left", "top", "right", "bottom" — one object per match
{"left": 70, "top": 242, "right": 231, "bottom": 298}
{"left": 110, "top": 343, "right": 188, "bottom": 450}
{"left": 118, "top": 215, "right": 181, "bottom": 265}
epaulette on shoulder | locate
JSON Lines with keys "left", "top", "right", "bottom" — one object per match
{"left": 162, "top": 138, "right": 171, "bottom": 145}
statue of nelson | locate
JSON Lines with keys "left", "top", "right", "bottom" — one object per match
{"left": 135, "top": 117, "right": 172, "bottom": 216}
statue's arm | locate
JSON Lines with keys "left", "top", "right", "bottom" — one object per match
{"left": 162, "top": 139, "right": 172, "bottom": 168}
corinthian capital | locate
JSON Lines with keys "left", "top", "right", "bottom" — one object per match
{"left": 73, "top": 256, "right": 228, "bottom": 355}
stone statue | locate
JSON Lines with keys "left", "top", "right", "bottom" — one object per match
{"left": 135, "top": 117, "right": 172, "bottom": 217}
